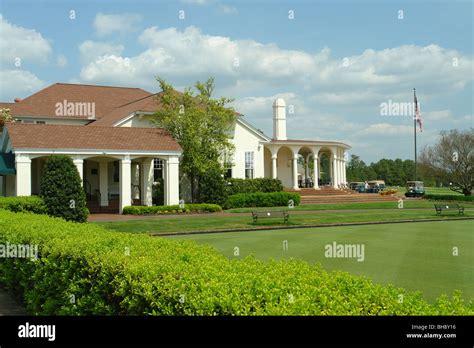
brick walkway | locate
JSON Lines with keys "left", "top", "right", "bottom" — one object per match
{"left": 0, "top": 288, "right": 27, "bottom": 315}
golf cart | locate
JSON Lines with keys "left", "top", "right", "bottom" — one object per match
{"left": 349, "top": 182, "right": 364, "bottom": 190}
{"left": 367, "top": 180, "right": 386, "bottom": 193}
{"left": 405, "top": 181, "right": 425, "bottom": 197}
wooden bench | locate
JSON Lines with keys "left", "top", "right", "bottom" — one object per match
{"left": 252, "top": 210, "right": 289, "bottom": 223}
{"left": 434, "top": 204, "right": 464, "bottom": 215}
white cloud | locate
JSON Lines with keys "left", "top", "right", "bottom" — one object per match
{"left": 180, "top": 0, "right": 214, "bottom": 4}
{"left": 233, "top": 93, "right": 298, "bottom": 116}
{"left": 357, "top": 123, "right": 413, "bottom": 136}
{"left": 218, "top": 4, "right": 238, "bottom": 14}
{"left": 79, "top": 26, "right": 323, "bottom": 88}
{"left": 0, "top": 15, "right": 52, "bottom": 66}
{"left": 79, "top": 40, "right": 125, "bottom": 64}
{"left": 56, "top": 54, "right": 67, "bottom": 67}
{"left": 94, "top": 13, "right": 142, "bottom": 37}
{"left": 0, "top": 69, "right": 47, "bottom": 101}
{"left": 423, "top": 110, "right": 452, "bottom": 121}
{"left": 78, "top": 26, "right": 473, "bottom": 100}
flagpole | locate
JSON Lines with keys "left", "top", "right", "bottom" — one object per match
{"left": 413, "top": 88, "right": 417, "bottom": 181}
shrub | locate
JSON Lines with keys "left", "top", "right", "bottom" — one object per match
{"left": 0, "top": 210, "right": 471, "bottom": 315}
{"left": 199, "top": 166, "right": 227, "bottom": 205}
{"left": 380, "top": 189, "right": 397, "bottom": 196}
{"left": 0, "top": 196, "right": 47, "bottom": 214}
{"left": 424, "top": 194, "right": 474, "bottom": 202}
{"left": 122, "top": 203, "right": 222, "bottom": 215}
{"left": 223, "top": 192, "right": 300, "bottom": 210}
{"left": 40, "top": 155, "right": 88, "bottom": 222}
{"left": 225, "top": 178, "right": 283, "bottom": 196}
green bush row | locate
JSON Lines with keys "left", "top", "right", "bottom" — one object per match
{"left": 424, "top": 194, "right": 474, "bottom": 202}
{"left": 225, "top": 178, "right": 283, "bottom": 196}
{"left": 122, "top": 203, "right": 222, "bottom": 215}
{"left": 0, "top": 196, "right": 47, "bottom": 214}
{"left": 0, "top": 210, "right": 471, "bottom": 315}
{"left": 223, "top": 192, "right": 300, "bottom": 210}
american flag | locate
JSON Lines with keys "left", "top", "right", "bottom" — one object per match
{"left": 414, "top": 91, "right": 423, "bottom": 132}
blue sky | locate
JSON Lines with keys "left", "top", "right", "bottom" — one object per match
{"left": 0, "top": 0, "right": 472, "bottom": 162}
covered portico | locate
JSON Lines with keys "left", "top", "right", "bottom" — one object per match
{"left": 263, "top": 140, "right": 350, "bottom": 190}
{"left": 1, "top": 123, "right": 182, "bottom": 213}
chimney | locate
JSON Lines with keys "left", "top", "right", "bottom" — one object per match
{"left": 273, "top": 98, "right": 287, "bottom": 140}
{"left": 14, "top": 98, "right": 22, "bottom": 103}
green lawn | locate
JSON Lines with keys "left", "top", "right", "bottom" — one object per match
{"left": 226, "top": 199, "right": 474, "bottom": 213}
{"left": 95, "top": 208, "right": 474, "bottom": 234}
{"left": 425, "top": 187, "right": 464, "bottom": 195}
{"left": 166, "top": 220, "right": 474, "bottom": 302}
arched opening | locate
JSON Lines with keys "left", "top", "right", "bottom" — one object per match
{"left": 298, "top": 146, "right": 314, "bottom": 188}
{"left": 318, "top": 148, "right": 333, "bottom": 187}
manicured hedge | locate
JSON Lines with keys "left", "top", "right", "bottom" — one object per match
{"left": 223, "top": 192, "right": 300, "bottom": 210}
{"left": 122, "top": 203, "right": 222, "bottom": 215}
{"left": 225, "top": 178, "right": 283, "bottom": 196}
{"left": 424, "top": 194, "right": 474, "bottom": 202}
{"left": 0, "top": 196, "right": 47, "bottom": 214}
{"left": 0, "top": 210, "right": 471, "bottom": 315}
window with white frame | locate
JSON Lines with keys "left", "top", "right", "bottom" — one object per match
{"left": 224, "top": 161, "right": 232, "bottom": 179}
{"left": 223, "top": 151, "right": 233, "bottom": 179}
{"left": 245, "top": 151, "right": 254, "bottom": 179}
{"left": 153, "top": 158, "right": 163, "bottom": 181}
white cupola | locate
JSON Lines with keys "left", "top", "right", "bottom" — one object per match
{"left": 273, "top": 98, "right": 287, "bottom": 140}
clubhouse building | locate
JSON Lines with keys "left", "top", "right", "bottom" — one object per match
{"left": 0, "top": 83, "right": 350, "bottom": 213}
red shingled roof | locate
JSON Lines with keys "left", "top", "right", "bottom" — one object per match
{"left": 5, "top": 123, "right": 181, "bottom": 152}
{"left": 5, "top": 83, "right": 152, "bottom": 119}
{"left": 2, "top": 83, "right": 243, "bottom": 127}
{"left": 92, "top": 93, "right": 161, "bottom": 126}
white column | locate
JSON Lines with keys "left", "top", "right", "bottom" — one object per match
{"left": 271, "top": 154, "right": 277, "bottom": 179}
{"left": 73, "top": 159, "right": 84, "bottom": 185}
{"left": 341, "top": 151, "right": 346, "bottom": 185}
{"left": 165, "top": 156, "right": 179, "bottom": 205}
{"left": 99, "top": 161, "right": 109, "bottom": 206}
{"left": 141, "top": 158, "right": 154, "bottom": 206}
{"left": 332, "top": 155, "right": 338, "bottom": 188}
{"left": 313, "top": 155, "right": 319, "bottom": 189}
{"left": 119, "top": 157, "right": 132, "bottom": 214}
{"left": 339, "top": 157, "right": 344, "bottom": 184}
{"left": 338, "top": 157, "right": 342, "bottom": 187}
{"left": 337, "top": 151, "right": 340, "bottom": 186}
{"left": 15, "top": 155, "right": 31, "bottom": 196}
{"left": 292, "top": 154, "right": 299, "bottom": 190}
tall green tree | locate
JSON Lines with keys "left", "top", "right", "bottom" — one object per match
{"left": 419, "top": 128, "right": 473, "bottom": 195}
{"left": 152, "top": 77, "right": 237, "bottom": 202}
{"left": 346, "top": 155, "right": 367, "bottom": 181}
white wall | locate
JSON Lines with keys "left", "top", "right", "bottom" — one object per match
{"left": 276, "top": 147, "right": 293, "bottom": 188}
{"left": 230, "top": 122, "right": 264, "bottom": 179}
{"left": 119, "top": 115, "right": 155, "bottom": 128}
{"left": 119, "top": 114, "right": 267, "bottom": 181}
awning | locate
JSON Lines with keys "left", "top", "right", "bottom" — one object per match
{"left": 0, "top": 153, "right": 15, "bottom": 175}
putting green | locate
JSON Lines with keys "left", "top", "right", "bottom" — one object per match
{"left": 166, "top": 220, "right": 473, "bottom": 302}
